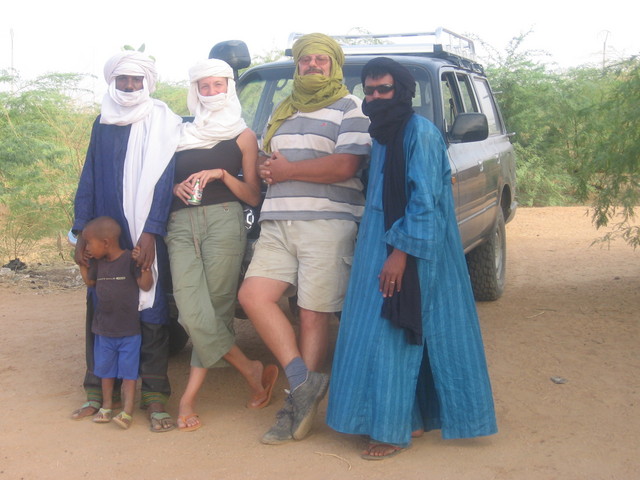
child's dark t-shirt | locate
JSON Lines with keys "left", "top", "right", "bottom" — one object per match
{"left": 87, "top": 250, "right": 141, "bottom": 337}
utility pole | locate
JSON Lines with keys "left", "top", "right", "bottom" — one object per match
{"left": 602, "top": 30, "right": 609, "bottom": 72}
{"left": 10, "top": 28, "right": 15, "bottom": 91}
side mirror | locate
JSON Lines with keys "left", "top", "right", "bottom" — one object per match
{"left": 209, "top": 40, "right": 251, "bottom": 79}
{"left": 449, "top": 113, "right": 488, "bottom": 143}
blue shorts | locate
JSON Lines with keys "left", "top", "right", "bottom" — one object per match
{"left": 94, "top": 334, "right": 141, "bottom": 380}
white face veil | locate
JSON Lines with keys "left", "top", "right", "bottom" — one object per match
{"left": 176, "top": 58, "right": 247, "bottom": 152}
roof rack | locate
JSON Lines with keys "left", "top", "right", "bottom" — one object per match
{"left": 286, "top": 28, "right": 477, "bottom": 62}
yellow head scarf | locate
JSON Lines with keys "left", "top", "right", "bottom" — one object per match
{"left": 263, "top": 33, "right": 349, "bottom": 153}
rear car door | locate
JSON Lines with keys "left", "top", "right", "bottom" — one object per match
{"left": 442, "top": 69, "right": 507, "bottom": 251}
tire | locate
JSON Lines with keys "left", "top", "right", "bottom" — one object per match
{"left": 466, "top": 208, "right": 506, "bottom": 301}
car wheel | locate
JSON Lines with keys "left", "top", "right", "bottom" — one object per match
{"left": 466, "top": 208, "right": 506, "bottom": 301}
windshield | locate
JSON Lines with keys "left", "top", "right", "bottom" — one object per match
{"left": 237, "top": 61, "right": 433, "bottom": 138}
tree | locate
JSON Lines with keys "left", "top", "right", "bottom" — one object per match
{"left": 485, "top": 32, "right": 639, "bottom": 246}
{"left": 484, "top": 32, "right": 577, "bottom": 206}
{"left": 574, "top": 57, "right": 640, "bottom": 248}
{"left": 0, "top": 70, "right": 96, "bottom": 262}
{"left": 153, "top": 81, "right": 189, "bottom": 116}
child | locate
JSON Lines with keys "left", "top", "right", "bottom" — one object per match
{"left": 78, "top": 216, "right": 153, "bottom": 429}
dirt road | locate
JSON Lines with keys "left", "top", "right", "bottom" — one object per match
{"left": 0, "top": 207, "right": 638, "bottom": 480}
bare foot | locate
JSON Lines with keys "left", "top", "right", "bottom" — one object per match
{"left": 70, "top": 401, "right": 100, "bottom": 420}
{"left": 92, "top": 408, "right": 112, "bottom": 423}
{"left": 177, "top": 399, "right": 200, "bottom": 430}
{"left": 412, "top": 428, "right": 425, "bottom": 438}
{"left": 246, "top": 360, "right": 266, "bottom": 403}
{"left": 361, "top": 443, "right": 406, "bottom": 460}
{"left": 177, "top": 413, "right": 201, "bottom": 431}
{"left": 247, "top": 364, "right": 279, "bottom": 409}
{"left": 148, "top": 402, "right": 175, "bottom": 432}
{"left": 113, "top": 411, "right": 132, "bottom": 429}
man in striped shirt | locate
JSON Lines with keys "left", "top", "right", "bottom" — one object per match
{"left": 239, "top": 33, "right": 370, "bottom": 445}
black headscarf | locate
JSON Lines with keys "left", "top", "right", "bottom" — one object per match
{"left": 361, "top": 57, "right": 422, "bottom": 345}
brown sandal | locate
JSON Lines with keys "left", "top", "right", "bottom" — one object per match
{"left": 361, "top": 442, "right": 410, "bottom": 460}
{"left": 247, "top": 364, "right": 279, "bottom": 409}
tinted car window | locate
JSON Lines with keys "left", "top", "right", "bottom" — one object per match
{"left": 441, "top": 72, "right": 461, "bottom": 133}
{"left": 473, "top": 77, "right": 502, "bottom": 135}
{"left": 457, "top": 73, "right": 479, "bottom": 113}
{"left": 237, "top": 67, "right": 294, "bottom": 136}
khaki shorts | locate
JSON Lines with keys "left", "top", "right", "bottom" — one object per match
{"left": 245, "top": 219, "right": 357, "bottom": 312}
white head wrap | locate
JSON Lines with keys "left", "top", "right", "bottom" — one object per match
{"left": 176, "top": 58, "right": 247, "bottom": 152}
{"left": 98, "top": 51, "right": 183, "bottom": 311}
{"left": 100, "top": 51, "right": 158, "bottom": 125}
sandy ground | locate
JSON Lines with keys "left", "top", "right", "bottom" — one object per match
{"left": 0, "top": 206, "right": 638, "bottom": 480}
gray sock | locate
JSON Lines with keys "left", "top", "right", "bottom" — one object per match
{"left": 284, "top": 357, "right": 308, "bottom": 392}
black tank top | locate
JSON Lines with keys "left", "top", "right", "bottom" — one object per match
{"left": 172, "top": 136, "right": 242, "bottom": 211}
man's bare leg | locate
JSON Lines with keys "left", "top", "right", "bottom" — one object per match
{"left": 239, "top": 276, "right": 301, "bottom": 368}
{"left": 239, "top": 277, "right": 330, "bottom": 444}
{"left": 298, "top": 308, "right": 331, "bottom": 372}
{"left": 177, "top": 366, "right": 207, "bottom": 430}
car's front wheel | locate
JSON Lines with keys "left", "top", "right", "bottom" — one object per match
{"left": 466, "top": 208, "right": 506, "bottom": 301}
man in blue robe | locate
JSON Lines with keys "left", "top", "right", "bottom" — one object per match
{"left": 70, "top": 51, "right": 182, "bottom": 432}
{"left": 327, "top": 57, "right": 497, "bottom": 459}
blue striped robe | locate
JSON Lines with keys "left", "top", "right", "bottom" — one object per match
{"left": 326, "top": 115, "right": 497, "bottom": 446}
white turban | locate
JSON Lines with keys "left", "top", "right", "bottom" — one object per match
{"left": 177, "top": 58, "right": 247, "bottom": 152}
{"left": 103, "top": 50, "right": 158, "bottom": 92}
{"left": 100, "top": 51, "right": 158, "bottom": 126}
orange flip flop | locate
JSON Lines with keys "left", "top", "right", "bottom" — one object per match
{"left": 178, "top": 413, "right": 201, "bottom": 432}
{"left": 247, "top": 364, "right": 279, "bottom": 409}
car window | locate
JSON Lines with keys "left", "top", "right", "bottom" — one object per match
{"left": 408, "top": 65, "right": 434, "bottom": 122}
{"left": 441, "top": 71, "right": 462, "bottom": 133}
{"left": 473, "top": 77, "right": 502, "bottom": 136}
{"left": 457, "top": 73, "right": 479, "bottom": 112}
{"left": 237, "top": 67, "right": 295, "bottom": 136}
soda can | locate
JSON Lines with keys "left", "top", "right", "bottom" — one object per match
{"left": 188, "top": 179, "right": 203, "bottom": 205}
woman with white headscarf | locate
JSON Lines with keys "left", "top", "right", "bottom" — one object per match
{"left": 165, "top": 59, "right": 278, "bottom": 432}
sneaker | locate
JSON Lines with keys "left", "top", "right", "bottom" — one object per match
{"left": 261, "top": 394, "right": 294, "bottom": 445}
{"left": 291, "top": 371, "right": 330, "bottom": 441}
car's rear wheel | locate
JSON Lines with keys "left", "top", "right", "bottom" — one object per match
{"left": 466, "top": 208, "right": 506, "bottom": 301}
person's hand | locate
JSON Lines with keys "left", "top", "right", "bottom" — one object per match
{"left": 135, "top": 232, "right": 156, "bottom": 271}
{"left": 131, "top": 245, "right": 141, "bottom": 261}
{"left": 74, "top": 234, "right": 89, "bottom": 268}
{"left": 173, "top": 181, "right": 193, "bottom": 205}
{"left": 173, "top": 169, "right": 225, "bottom": 205}
{"left": 378, "top": 249, "right": 407, "bottom": 298}
{"left": 186, "top": 169, "right": 225, "bottom": 189}
{"left": 258, "top": 154, "right": 274, "bottom": 184}
{"left": 259, "top": 152, "right": 291, "bottom": 185}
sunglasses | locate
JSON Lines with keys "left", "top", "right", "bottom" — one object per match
{"left": 299, "top": 55, "right": 331, "bottom": 66}
{"left": 363, "top": 84, "right": 395, "bottom": 95}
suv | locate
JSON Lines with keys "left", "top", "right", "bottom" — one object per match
{"left": 212, "top": 28, "right": 517, "bottom": 302}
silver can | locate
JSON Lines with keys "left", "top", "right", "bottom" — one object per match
{"left": 187, "top": 179, "right": 203, "bottom": 205}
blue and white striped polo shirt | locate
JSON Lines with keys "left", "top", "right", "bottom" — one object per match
{"left": 260, "top": 95, "right": 371, "bottom": 223}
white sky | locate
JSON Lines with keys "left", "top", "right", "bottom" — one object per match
{"left": 3, "top": 0, "right": 637, "bottom": 101}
